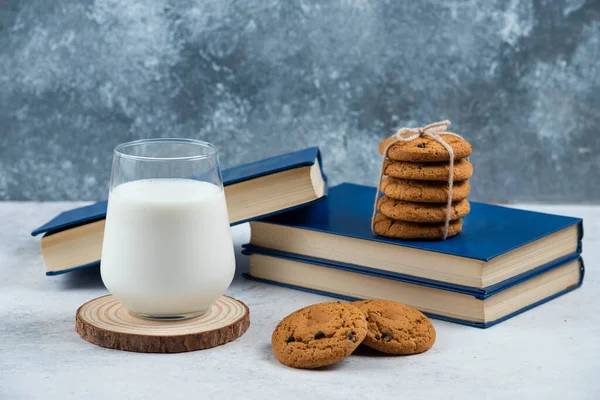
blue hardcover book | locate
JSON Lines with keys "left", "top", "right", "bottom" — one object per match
{"left": 245, "top": 183, "right": 583, "bottom": 290}
{"left": 242, "top": 248, "right": 584, "bottom": 328}
{"left": 33, "top": 147, "right": 327, "bottom": 275}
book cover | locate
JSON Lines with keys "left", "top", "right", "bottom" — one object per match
{"left": 31, "top": 147, "right": 326, "bottom": 237}
{"left": 253, "top": 183, "right": 583, "bottom": 261}
{"left": 242, "top": 247, "right": 585, "bottom": 329}
{"left": 242, "top": 245, "right": 581, "bottom": 300}
{"left": 242, "top": 243, "right": 582, "bottom": 298}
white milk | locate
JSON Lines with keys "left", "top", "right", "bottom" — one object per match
{"left": 100, "top": 178, "right": 235, "bottom": 317}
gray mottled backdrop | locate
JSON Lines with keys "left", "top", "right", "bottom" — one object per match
{"left": 1, "top": 0, "right": 599, "bottom": 202}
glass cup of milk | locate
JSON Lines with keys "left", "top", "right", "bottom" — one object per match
{"left": 100, "top": 138, "right": 235, "bottom": 320}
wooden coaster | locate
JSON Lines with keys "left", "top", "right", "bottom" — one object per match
{"left": 76, "top": 294, "right": 250, "bottom": 353}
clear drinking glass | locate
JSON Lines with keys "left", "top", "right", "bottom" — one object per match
{"left": 100, "top": 138, "right": 235, "bottom": 320}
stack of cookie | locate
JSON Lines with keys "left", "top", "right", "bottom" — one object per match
{"left": 373, "top": 134, "right": 473, "bottom": 240}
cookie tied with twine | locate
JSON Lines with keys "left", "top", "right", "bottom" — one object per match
{"left": 371, "top": 120, "right": 472, "bottom": 240}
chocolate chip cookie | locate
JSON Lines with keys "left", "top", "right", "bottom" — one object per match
{"left": 379, "top": 134, "right": 472, "bottom": 162}
{"left": 271, "top": 302, "right": 368, "bottom": 369}
{"left": 352, "top": 299, "right": 436, "bottom": 355}
{"left": 378, "top": 197, "right": 470, "bottom": 223}
{"left": 381, "top": 177, "right": 470, "bottom": 203}
{"left": 384, "top": 159, "right": 473, "bottom": 181}
{"left": 372, "top": 214, "right": 462, "bottom": 239}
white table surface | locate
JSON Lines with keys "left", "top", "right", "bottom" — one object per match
{"left": 1, "top": 202, "right": 598, "bottom": 400}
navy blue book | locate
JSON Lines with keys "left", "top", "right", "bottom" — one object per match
{"left": 32, "top": 147, "right": 327, "bottom": 275}
{"left": 243, "top": 247, "right": 584, "bottom": 328}
{"left": 245, "top": 183, "right": 583, "bottom": 290}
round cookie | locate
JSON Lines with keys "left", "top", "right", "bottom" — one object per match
{"left": 351, "top": 299, "right": 436, "bottom": 355}
{"left": 379, "top": 134, "right": 472, "bottom": 162}
{"left": 271, "top": 302, "right": 368, "bottom": 369}
{"left": 372, "top": 214, "right": 462, "bottom": 239}
{"left": 378, "top": 197, "right": 470, "bottom": 223}
{"left": 381, "top": 177, "right": 470, "bottom": 203}
{"left": 384, "top": 159, "right": 473, "bottom": 181}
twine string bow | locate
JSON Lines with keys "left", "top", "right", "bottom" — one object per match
{"left": 371, "top": 120, "right": 465, "bottom": 240}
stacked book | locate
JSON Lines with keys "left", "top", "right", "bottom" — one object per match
{"left": 32, "top": 147, "right": 585, "bottom": 328}
{"left": 242, "top": 183, "right": 584, "bottom": 328}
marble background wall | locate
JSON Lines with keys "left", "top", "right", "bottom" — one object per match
{"left": 1, "top": 0, "right": 599, "bottom": 202}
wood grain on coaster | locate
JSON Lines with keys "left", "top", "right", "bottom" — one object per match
{"left": 76, "top": 294, "right": 249, "bottom": 353}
